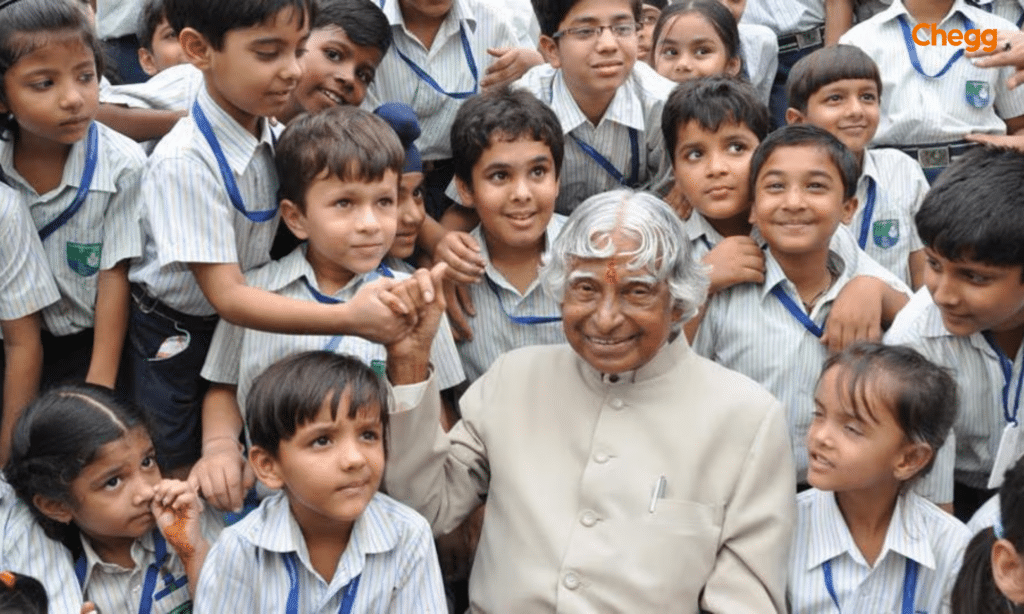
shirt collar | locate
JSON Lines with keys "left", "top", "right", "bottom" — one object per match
{"left": 194, "top": 86, "right": 275, "bottom": 177}
{"left": 254, "top": 244, "right": 380, "bottom": 297}
{"left": 384, "top": 0, "right": 476, "bottom": 39}
{"left": 579, "top": 333, "right": 691, "bottom": 386}
{"left": 77, "top": 528, "right": 158, "bottom": 590}
{"left": 0, "top": 123, "right": 116, "bottom": 195}
{"left": 917, "top": 293, "right": 994, "bottom": 354}
{"left": 860, "top": 149, "right": 881, "bottom": 185}
{"left": 473, "top": 214, "right": 563, "bottom": 296}
{"left": 759, "top": 247, "right": 851, "bottom": 303}
{"left": 883, "top": 0, "right": 972, "bottom": 25}
{"left": 550, "top": 70, "right": 645, "bottom": 133}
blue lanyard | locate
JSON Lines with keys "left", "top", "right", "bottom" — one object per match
{"left": 984, "top": 332, "right": 1024, "bottom": 425}
{"left": 192, "top": 100, "right": 277, "bottom": 223}
{"left": 698, "top": 235, "right": 713, "bottom": 252}
{"left": 392, "top": 20, "right": 478, "bottom": 99}
{"left": 484, "top": 274, "right": 561, "bottom": 324}
{"left": 571, "top": 128, "right": 640, "bottom": 187}
{"left": 770, "top": 284, "right": 825, "bottom": 338}
{"left": 857, "top": 177, "right": 877, "bottom": 250}
{"left": 897, "top": 13, "right": 977, "bottom": 78}
{"left": 38, "top": 121, "right": 98, "bottom": 241}
{"left": 822, "top": 558, "right": 918, "bottom": 614}
{"left": 301, "top": 263, "right": 395, "bottom": 305}
{"left": 284, "top": 552, "right": 360, "bottom": 614}
{"left": 75, "top": 530, "right": 185, "bottom": 614}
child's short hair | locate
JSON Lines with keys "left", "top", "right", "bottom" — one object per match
{"left": 650, "top": 0, "right": 740, "bottom": 72}
{"left": 315, "top": 0, "right": 390, "bottom": 57}
{"left": 163, "top": 0, "right": 314, "bottom": 51}
{"left": 276, "top": 105, "right": 405, "bottom": 210}
{"left": 820, "top": 342, "right": 957, "bottom": 478}
{"left": 785, "top": 44, "right": 883, "bottom": 114}
{"left": 451, "top": 87, "right": 564, "bottom": 187}
{"left": 916, "top": 146, "right": 1024, "bottom": 273}
{"left": 0, "top": 0, "right": 104, "bottom": 139}
{"left": 661, "top": 76, "right": 768, "bottom": 162}
{"left": 749, "top": 124, "right": 858, "bottom": 201}
{"left": 645, "top": 0, "right": 668, "bottom": 9}
{"left": 136, "top": 0, "right": 169, "bottom": 52}
{"left": 246, "top": 351, "right": 391, "bottom": 457}
{"left": 3, "top": 384, "right": 150, "bottom": 551}
{"left": 0, "top": 571, "right": 47, "bottom": 614}
{"left": 532, "top": 0, "right": 642, "bottom": 37}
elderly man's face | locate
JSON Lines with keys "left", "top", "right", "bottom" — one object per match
{"left": 561, "top": 244, "right": 683, "bottom": 374}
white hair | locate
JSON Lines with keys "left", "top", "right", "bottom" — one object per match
{"left": 540, "top": 189, "right": 709, "bottom": 321}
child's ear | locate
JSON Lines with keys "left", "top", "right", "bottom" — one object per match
{"left": 32, "top": 494, "right": 73, "bottom": 525}
{"left": 993, "top": 538, "right": 1024, "bottom": 605}
{"left": 178, "top": 27, "right": 212, "bottom": 70}
{"left": 454, "top": 177, "right": 476, "bottom": 209}
{"left": 726, "top": 57, "right": 742, "bottom": 78}
{"left": 280, "top": 198, "right": 311, "bottom": 241}
{"left": 784, "top": 107, "right": 806, "bottom": 126}
{"left": 840, "top": 196, "right": 858, "bottom": 225}
{"left": 893, "top": 441, "right": 932, "bottom": 482}
{"left": 539, "top": 35, "right": 561, "bottom": 68}
{"left": 249, "top": 446, "right": 285, "bottom": 490}
{"left": 138, "top": 47, "right": 159, "bottom": 77}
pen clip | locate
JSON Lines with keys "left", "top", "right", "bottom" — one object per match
{"left": 648, "top": 475, "right": 666, "bottom": 514}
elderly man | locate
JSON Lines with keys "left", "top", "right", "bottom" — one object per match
{"left": 384, "top": 190, "right": 795, "bottom": 613}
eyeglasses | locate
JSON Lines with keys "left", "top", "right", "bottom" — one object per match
{"left": 551, "top": 22, "right": 641, "bottom": 41}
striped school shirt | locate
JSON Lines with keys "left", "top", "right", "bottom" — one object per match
{"left": 0, "top": 185, "right": 60, "bottom": 322}
{"left": 741, "top": 0, "right": 824, "bottom": 36}
{"left": 363, "top": 0, "right": 520, "bottom": 161}
{"left": 739, "top": 23, "right": 779, "bottom": 105}
{"left": 194, "top": 490, "right": 446, "bottom": 614}
{"left": 0, "top": 122, "right": 145, "bottom": 336}
{"left": 128, "top": 86, "right": 281, "bottom": 316}
{"left": 788, "top": 488, "right": 970, "bottom": 614}
{"left": 966, "top": 0, "right": 1024, "bottom": 25}
{"left": 514, "top": 62, "right": 676, "bottom": 214}
{"left": 200, "top": 244, "right": 465, "bottom": 413}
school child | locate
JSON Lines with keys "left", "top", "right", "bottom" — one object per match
{"left": 637, "top": 0, "right": 665, "bottom": 64}
{"left": 428, "top": 88, "right": 566, "bottom": 382}
{"left": 952, "top": 456, "right": 1024, "bottom": 613}
{"left": 4, "top": 384, "right": 220, "bottom": 614}
{"left": 693, "top": 124, "right": 913, "bottom": 486}
{"left": 839, "top": 0, "right": 1024, "bottom": 183}
{"left": 0, "top": 0, "right": 145, "bottom": 393}
{"left": 0, "top": 571, "right": 47, "bottom": 614}
{"left": 375, "top": 103, "right": 427, "bottom": 272}
{"left": 742, "top": 0, "right": 855, "bottom": 128}
{"left": 650, "top": 0, "right": 742, "bottom": 84}
{"left": 136, "top": 0, "right": 186, "bottom": 77}
{"left": 517, "top": 0, "right": 676, "bottom": 214}
{"left": 885, "top": 146, "right": 1024, "bottom": 521}
{"left": 789, "top": 342, "right": 969, "bottom": 613}
{"left": 714, "top": 0, "right": 777, "bottom": 105}
{"left": 364, "top": 0, "right": 538, "bottom": 220}
{"left": 192, "top": 107, "right": 464, "bottom": 512}
{"left": 786, "top": 44, "right": 929, "bottom": 289}
{"left": 195, "top": 351, "right": 447, "bottom": 613}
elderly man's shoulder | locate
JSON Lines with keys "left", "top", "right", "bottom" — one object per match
{"left": 686, "top": 349, "right": 785, "bottom": 417}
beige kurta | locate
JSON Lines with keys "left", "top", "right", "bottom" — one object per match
{"left": 386, "top": 338, "right": 796, "bottom": 613}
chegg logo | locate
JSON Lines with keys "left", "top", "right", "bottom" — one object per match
{"left": 911, "top": 23, "right": 998, "bottom": 52}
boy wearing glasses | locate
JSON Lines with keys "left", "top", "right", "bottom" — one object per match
{"left": 517, "top": 0, "right": 676, "bottom": 214}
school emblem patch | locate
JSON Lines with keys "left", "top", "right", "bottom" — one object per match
{"left": 167, "top": 602, "right": 191, "bottom": 614}
{"left": 966, "top": 80, "right": 991, "bottom": 108}
{"left": 66, "top": 242, "right": 101, "bottom": 276}
{"left": 371, "top": 359, "right": 387, "bottom": 377}
{"left": 872, "top": 220, "right": 899, "bottom": 249}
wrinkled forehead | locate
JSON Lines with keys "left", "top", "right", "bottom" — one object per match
{"left": 566, "top": 254, "right": 660, "bottom": 286}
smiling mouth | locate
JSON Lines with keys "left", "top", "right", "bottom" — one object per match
{"left": 706, "top": 186, "right": 734, "bottom": 197}
{"left": 808, "top": 451, "right": 833, "bottom": 469}
{"left": 586, "top": 334, "right": 639, "bottom": 347}
{"left": 320, "top": 88, "right": 346, "bottom": 105}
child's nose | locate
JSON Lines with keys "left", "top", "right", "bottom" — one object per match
{"left": 337, "top": 440, "right": 368, "bottom": 470}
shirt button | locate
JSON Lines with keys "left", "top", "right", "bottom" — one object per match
{"left": 580, "top": 510, "right": 597, "bottom": 527}
{"left": 594, "top": 452, "right": 610, "bottom": 464}
{"left": 610, "top": 398, "right": 624, "bottom": 409}
{"left": 564, "top": 572, "right": 580, "bottom": 590}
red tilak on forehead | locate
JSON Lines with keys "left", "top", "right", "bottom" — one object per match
{"left": 605, "top": 260, "right": 617, "bottom": 285}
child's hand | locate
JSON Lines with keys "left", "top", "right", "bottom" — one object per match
{"left": 386, "top": 264, "right": 448, "bottom": 365}
{"left": 437, "top": 231, "right": 485, "bottom": 284}
{"left": 967, "top": 29, "right": 1024, "bottom": 88}
{"left": 187, "top": 439, "right": 255, "bottom": 513}
{"left": 663, "top": 183, "right": 692, "bottom": 220}
{"left": 150, "top": 479, "right": 207, "bottom": 562}
{"left": 702, "top": 236, "right": 765, "bottom": 295}
{"left": 443, "top": 279, "right": 476, "bottom": 341}
{"left": 344, "top": 277, "right": 418, "bottom": 344}
{"left": 966, "top": 133, "right": 1024, "bottom": 151}
{"left": 481, "top": 47, "right": 543, "bottom": 89}
{"left": 821, "top": 275, "right": 884, "bottom": 354}
{"left": 80, "top": 603, "right": 97, "bottom": 614}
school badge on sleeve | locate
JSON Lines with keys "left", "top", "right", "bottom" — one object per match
{"left": 966, "top": 80, "right": 991, "bottom": 108}
{"left": 66, "top": 242, "right": 101, "bottom": 276}
{"left": 872, "top": 220, "right": 899, "bottom": 249}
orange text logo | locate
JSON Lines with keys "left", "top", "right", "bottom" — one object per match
{"left": 911, "top": 23, "right": 998, "bottom": 53}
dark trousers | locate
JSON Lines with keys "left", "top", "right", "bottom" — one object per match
{"left": 769, "top": 43, "right": 824, "bottom": 130}
{"left": 102, "top": 35, "right": 148, "bottom": 85}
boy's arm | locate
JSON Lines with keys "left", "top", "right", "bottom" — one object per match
{"left": 823, "top": 275, "right": 910, "bottom": 353}
{"left": 481, "top": 47, "right": 543, "bottom": 90}
{"left": 95, "top": 104, "right": 186, "bottom": 142}
{"left": 824, "top": 0, "right": 855, "bottom": 45}
{"left": 188, "top": 383, "right": 252, "bottom": 513}
{"left": 86, "top": 261, "right": 129, "bottom": 388}
{"left": 909, "top": 249, "right": 926, "bottom": 291}
{"left": 1, "top": 313, "right": 43, "bottom": 464}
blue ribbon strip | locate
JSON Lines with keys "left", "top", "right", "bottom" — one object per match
{"left": 857, "top": 177, "right": 877, "bottom": 250}
{"left": 770, "top": 284, "right": 825, "bottom": 338}
{"left": 571, "top": 127, "right": 640, "bottom": 187}
{"left": 484, "top": 275, "right": 561, "bottom": 324}
{"left": 394, "top": 24, "right": 478, "bottom": 99}
{"left": 284, "top": 552, "right": 361, "bottom": 614}
{"left": 984, "top": 332, "right": 1024, "bottom": 425}
{"left": 75, "top": 529, "right": 177, "bottom": 614}
{"left": 38, "top": 121, "right": 98, "bottom": 241}
{"left": 823, "top": 558, "right": 918, "bottom": 614}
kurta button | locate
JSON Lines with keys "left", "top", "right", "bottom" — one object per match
{"left": 581, "top": 511, "right": 597, "bottom": 527}
{"left": 594, "top": 452, "right": 609, "bottom": 463}
{"left": 564, "top": 573, "right": 580, "bottom": 590}
{"left": 610, "top": 398, "right": 624, "bottom": 409}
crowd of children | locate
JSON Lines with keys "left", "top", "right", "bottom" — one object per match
{"left": 3, "top": 0, "right": 1024, "bottom": 610}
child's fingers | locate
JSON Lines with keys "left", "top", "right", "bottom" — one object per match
{"left": 456, "top": 282, "right": 476, "bottom": 318}
{"left": 444, "top": 282, "right": 474, "bottom": 341}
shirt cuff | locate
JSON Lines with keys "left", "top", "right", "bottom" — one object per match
{"left": 387, "top": 366, "right": 435, "bottom": 414}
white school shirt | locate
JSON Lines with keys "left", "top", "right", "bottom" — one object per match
{"left": 839, "top": 0, "right": 1024, "bottom": 146}
{"left": 788, "top": 488, "right": 970, "bottom": 614}
{"left": 741, "top": 0, "right": 824, "bottom": 36}
{"left": 514, "top": 62, "right": 676, "bottom": 214}
{"left": 456, "top": 214, "right": 566, "bottom": 383}
{"left": 851, "top": 148, "right": 927, "bottom": 286}
{"left": 0, "top": 479, "right": 83, "bottom": 614}
{"left": 200, "top": 245, "right": 465, "bottom": 413}
{"left": 885, "top": 287, "right": 1024, "bottom": 491}
{"left": 693, "top": 245, "right": 910, "bottom": 482}
{"left": 967, "top": 0, "right": 1024, "bottom": 26}
{"left": 194, "top": 490, "right": 446, "bottom": 614}
{"left": 77, "top": 509, "right": 223, "bottom": 614}
{"left": 0, "top": 184, "right": 60, "bottom": 322}
{"left": 102, "top": 64, "right": 204, "bottom": 112}
{"left": 96, "top": 0, "right": 145, "bottom": 39}
{"left": 0, "top": 123, "right": 144, "bottom": 336}
{"left": 967, "top": 494, "right": 1001, "bottom": 533}
{"left": 476, "top": 0, "right": 539, "bottom": 46}
{"left": 739, "top": 23, "right": 779, "bottom": 105}
{"left": 363, "top": 0, "right": 519, "bottom": 161}
{"left": 128, "top": 86, "right": 280, "bottom": 316}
